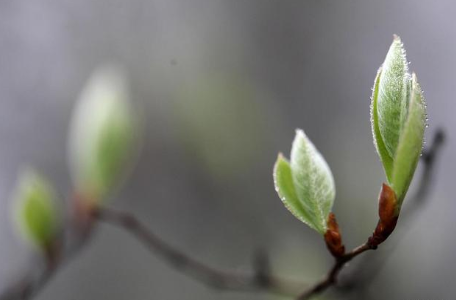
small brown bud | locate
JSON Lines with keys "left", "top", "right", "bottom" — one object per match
{"left": 324, "top": 213, "right": 345, "bottom": 258}
{"left": 368, "top": 183, "right": 399, "bottom": 248}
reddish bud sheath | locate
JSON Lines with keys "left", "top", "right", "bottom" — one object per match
{"left": 368, "top": 183, "right": 399, "bottom": 248}
{"left": 324, "top": 213, "right": 346, "bottom": 258}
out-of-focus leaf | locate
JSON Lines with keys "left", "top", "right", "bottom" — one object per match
{"left": 68, "top": 66, "right": 137, "bottom": 204}
{"left": 175, "top": 74, "right": 268, "bottom": 179}
{"left": 13, "top": 169, "right": 59, "bottom": 249}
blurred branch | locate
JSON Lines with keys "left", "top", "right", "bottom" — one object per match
{"left": 1, "top": 207, "right": 304, "bottom": 300}
{"left": 0, "top": 229, "right": 92, "bottom": 300}
{"left": 94, "top": 208, "right": 303, "bottom": 297}
{"left": 0, "top": 268, "right": 53, "bottom": 300}
{"left": 295, "top": 129, "right": 445, "bottom": 300}
{"left": 0, "top": 130, "right": 445, "bottom": 300}
{"left": 403, "top": 128, "right": 445, "bottom": 216}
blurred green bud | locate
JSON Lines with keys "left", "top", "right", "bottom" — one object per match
{"left": 13, "top": 169, "right": 59, "bottom": 250}
{"left": 68, "top": 66, "right": 137, "bottom": 204}
{"left": 175, "top": 74, "right": 268, "bottom": 180}
{"left": 371, "top": 35, "right": 427, "bottom": 205}
{"left": 274, "top": 130, "right": 335, "bottom": 235}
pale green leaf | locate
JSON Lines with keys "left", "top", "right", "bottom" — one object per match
{"left": 273, "top": 130, "right": 335, "bottom": 234}
{"left": 68, "top": 66, "right": 137, "bottom": 203}
{"left": 273, "top": 154, "right": 321, "bottom": 233}
{"left": 372, "top": 35, "right": 427, "bottom": 206}
{"left": 371, "top": 67, "right": 394, "bottom": 181}
{"left": 377, "top": 35, "right": 410, "bottom": 159}
{"left": 392, "top": 73, "right": 426, "bottom": 203}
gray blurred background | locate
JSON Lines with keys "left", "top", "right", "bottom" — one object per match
{"left": 0, "top": 1, "right": 454, "bottom": 299}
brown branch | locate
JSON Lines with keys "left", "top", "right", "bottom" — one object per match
{"left": 296, "top": 242, "right": 374, "bottom": 300}
{"left": 2, "top": 267, "right": 54, "bottom": 300}
{"left": 0, "top": 197, "right": 97, "bottom": 300}
{"left": 0, "top": 241, "right": 82, "bottom": 300}
{"left": 1, "top": 202, "right": 303, "bottom": 300}
{"left": 93, "top": 208, "right": 304, "bottom": 297}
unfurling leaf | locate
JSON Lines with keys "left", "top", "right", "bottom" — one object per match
{"left": 68, "top": 66, "right": 137, "bottom": 206}
{"left": 13, "top": 169, "right": 59, "bottom": 250}
{"left": 274, "top": 130, "right": 335, "bottom": 234}
{"left": 371, "top": 35, "right": 426, "bottom": 206}
{"left": 391, "top": 74, "right": 426, "bottom": 203}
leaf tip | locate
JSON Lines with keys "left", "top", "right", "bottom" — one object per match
{"left": 68, "top": 65, "right": 138, "bottom": 203}
{"left": 294, "top": 128, "right": 306, "bottom": 140}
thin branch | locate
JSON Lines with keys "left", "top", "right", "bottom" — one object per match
{"left": 0, "top": 245, "right": 76, "bottom": 300}
{"left": 0, "top": 202, "right": 96, "bottom": 300}
{"left": 296, "top": 242, "right": 374, "bottom": 300}
{"left": 1, "top": 203, "right": 304, "bottom": 300}
{"left": 94, "top": 208, "right": 304, "bottom": 297}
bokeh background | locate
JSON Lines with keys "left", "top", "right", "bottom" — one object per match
{"left": 0, "top": 1, "right": 454, "bottom": 299}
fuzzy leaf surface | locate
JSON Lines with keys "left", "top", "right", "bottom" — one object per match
{"left": 391, "top": 74, "right": 426, "bottom": 203}
{"left": 274, "top": 130, "right": 335, "bottom": 234}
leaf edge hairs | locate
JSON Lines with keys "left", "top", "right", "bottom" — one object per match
{"left": 273, "top": 129, "right": 336, "bottom": 235}
{"left": 371, "top": 35, "right": 427, "bottom": 210}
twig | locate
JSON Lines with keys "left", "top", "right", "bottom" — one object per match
{"left": 295, "top": 129, "right": 445, "bottom": 300}
{"left": 296, "top": 242, "right": 374, "bottom": 300}
{"left": 1, "top": 203, "right": 303, "bottom": 300}
{"left": 0, "top": 198, "right": 96, "bottom": 300}
{"left": 0, "top": 243, "right": 81, "bottom": 300}
{"left": 94, "top": 208, "right": 303, "bottom": 297}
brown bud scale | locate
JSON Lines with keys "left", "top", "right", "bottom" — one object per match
{"left": 368, "top": 183, "right": 399, "bottom": 248}
{"left": 324, "top": 213, "right": 346, "bottom": 258}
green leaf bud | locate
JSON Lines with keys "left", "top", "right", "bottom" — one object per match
{"left": 68, "top": 66, "right": 137, "bottom": 205}
{"left": 274, "top": 130, "right": 335, "bottom": 234}
{"left": 13, "top": 169, "right": 59, "bottom": 250}
{"left": 371, "top": 36, "right": 427, "bottom": 205}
